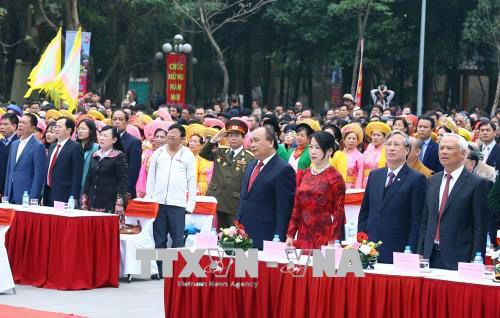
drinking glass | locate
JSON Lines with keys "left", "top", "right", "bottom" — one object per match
{"left": 485, "top": 265, "right": 495, "bottom": 280}
{"left": 419, "top": 259, "right": 430, "bottom": 272}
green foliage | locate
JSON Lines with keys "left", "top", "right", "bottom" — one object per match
{"left": 463, "top": 0, "right": 500, "bottom": 49}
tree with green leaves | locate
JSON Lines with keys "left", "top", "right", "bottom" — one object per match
{"left": 171, "top": 0, "right": 274, "bottom": 105}
{"left": 328, "top": 0, "right": 393, "bottom": 96}
{"left": 463, "top": 0, "right": 500, "bottom": 115}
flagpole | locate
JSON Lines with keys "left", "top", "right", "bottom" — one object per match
{"left": 417, "top": 0, "right": 427, "bottom": 116}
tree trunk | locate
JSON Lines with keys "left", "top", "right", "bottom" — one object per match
{"left": 307, "top": 63, "right": 313, "bottom": 109}
{"left": 203, "top": 25, "right": 228, "bottom": 106}
{"left": 490, "top": 72, "right": 500, "bottom": 117}
{"left": 351, "top": 27, "right": 361, "bottom": 96}
{"left": 243, "top": 36, "right": 252, "bottom": 109}
{"left": 65, "top": 0, "right": 79, "bottom": 30}
{"left": 293, "top": 58, "right": 303, "bottom": 104}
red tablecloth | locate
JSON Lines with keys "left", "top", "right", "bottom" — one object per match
{"left": 164, "top": 255, "right": 500, "bottom": 318}
{"left": 5, "top": 210, "right": 120, "bottom": 290}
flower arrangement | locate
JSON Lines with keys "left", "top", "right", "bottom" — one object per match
{"left": 345, "top": 232, "right": 382, "bottom": 269}
{"left": 493, "top": 249, "right": 500, "bottom": 283}
{"left": 218, "top": 221, "right": 253, "bottom": 254}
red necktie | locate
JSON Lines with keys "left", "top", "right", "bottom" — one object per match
{"left": 247, "top": 161, "right": 263, "bottom": 191}
{"left": 48, "top": 144, "right": 61, "bottom": 187}
{"left": 435, "top": 173, "right": 452, "bottom": 241}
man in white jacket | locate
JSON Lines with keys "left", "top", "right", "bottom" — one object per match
{"left": 146, "top": 123, "right": 197, "bottom": 255}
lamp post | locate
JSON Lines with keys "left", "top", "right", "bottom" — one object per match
{"left": 155, "top": 34, "right": 192, "bottom": 108}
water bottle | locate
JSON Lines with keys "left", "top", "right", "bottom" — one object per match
{"left": 272, "top": 234, "right": 280, "bottom": 242}
{"left": 22, "top": 191, "right": 29, "bottom": 208}
{"left": 334, "top": 240, "right": 341, "bottom": 248}
{"left": 68, "top": 196, "right": 75, "bottom": 211}
{"left": 404, "top": 246, "right": 412, "bottom": 254}
{"left": 485, "top": 234, "right": 493, "bottom": 265}
{"left": 348, "top": 222, "right": 356, "bottom": 242}
{"left": 473, "top": 252, "right": 483, "bottom": 264}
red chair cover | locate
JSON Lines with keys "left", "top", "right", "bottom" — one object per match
{"left": 125, "top": 200, "right": 159, "bottom": 218}
{"left": 193, "top": 196, "right": 218, "bottom": 215}
{"left": 0, "top": 208, "right": 15, "bottom": 226}
{"left": 345, "top": 191, "right": 364, "bottom": 205}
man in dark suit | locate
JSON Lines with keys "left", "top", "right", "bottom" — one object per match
{"left": 358, "top": 131, "right": 427, "bottom": 263}
{"left": 112, "top": 109, "right": 141, "bottom": 198}
{"left": 418, "top": 133, "right": 489, "bottom": 270}
{"left": 4, "top": 114, "right": 46, "bottom": 203}
{"left": 417, "top": 115, "right": 443, "bottom": 173}
{"left": 43, "top": 117, "right": 83, "bottom": 206}
{"left": 0, "top": 113, "right": 19, "bottom": 196}
{"left": 237, "top": 127, "right": 296, "bottom": 250}
{"left": 478, "top": 120, "right": 499, "bottom": 170}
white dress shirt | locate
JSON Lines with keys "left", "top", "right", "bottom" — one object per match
{"left": 229, "top": 145, "right": 243, "bottom": 159}
{"left": 16, "top": 134, "right": 33, "bottom": 162}
{"left": 438, "top": 165, "right": 464, "bottom": 208}
{"left": 385, "top": 163, "right": 404, "bottom": 187}
{"left": 481, "top": 141, "right": 495, "bottom": 163}
{"left": 260, "top": 152, "right": 276, "bottom": 169}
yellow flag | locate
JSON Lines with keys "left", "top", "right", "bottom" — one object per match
{"left": 51, "top": 28, "right": 82, "bottom": 113}
{"left": 24, "top": 28, "right": 62, "bottom": 98}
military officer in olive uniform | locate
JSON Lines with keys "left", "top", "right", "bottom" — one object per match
{"left": 200, "top": 118, "right": 254, "bottom": 229}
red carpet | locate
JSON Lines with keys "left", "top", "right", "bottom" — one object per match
{"left": 0, "top": 305, "right": 85, "bottom": 317}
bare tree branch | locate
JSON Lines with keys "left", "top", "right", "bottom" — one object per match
{"left": 37, "top": 0, "right": 58, "bottom": 33}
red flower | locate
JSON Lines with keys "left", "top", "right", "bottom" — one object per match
{"left": 357, "top": 232, "right": 368, "bottom": 243}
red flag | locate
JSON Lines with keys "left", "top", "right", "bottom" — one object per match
{"left": 355, "top": 38, "right": 364, "bottom": 107}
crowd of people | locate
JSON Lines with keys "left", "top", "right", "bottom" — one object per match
{"left": 0, "top": 89, "right": 498, "bottom": 272}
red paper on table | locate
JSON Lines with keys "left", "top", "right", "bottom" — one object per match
{"left": 0, "top": 208, "right": 15, "bottom": 225}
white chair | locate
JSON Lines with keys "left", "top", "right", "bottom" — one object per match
{"left": 184, "top": 196, "right": 218, "bottom": 247}
{"left": 120, "top": 200, "right": 159, "bottom": 282}
{"left": 0, "top": 208, "right": 15, "bottom": 294}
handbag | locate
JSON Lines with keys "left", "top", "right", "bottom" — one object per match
{"left": 120, "top": 220, "right": 142, "bottom": 235}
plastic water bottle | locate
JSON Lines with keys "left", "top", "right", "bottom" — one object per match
{"left": 272, "top": 234, "right": 280, "bottom": 242}
{"left": 22, "top": 191, "right": 29, "bottom": 208}
{"left": 473, "top": 252, "right": 483, "bottom": 264}
{"left": 68, "top": 196, "right": 75, "bottom": 211}
{"left": 333, "top": 240, "right": 341, "bottom": 248}
{"left": 347, "top": 222, "right": 356, "bottom": 242}
{"left": 404, "top": 246, "right": 412, "bottom": 254}
{"left": 485, "top": 234, "right": 494, "bottom": 265}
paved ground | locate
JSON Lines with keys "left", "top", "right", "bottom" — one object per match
{"left": 0, "top": 277, "right": 165, "bottom": 317}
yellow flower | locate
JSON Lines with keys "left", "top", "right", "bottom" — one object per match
{"left": 378, "top": 241, "right": 383, "bottom": 245}
{"left": 368, "top": 242, "right": 375, "bottom": 247}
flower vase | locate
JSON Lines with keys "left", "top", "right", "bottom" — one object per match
{"left": 219, "top": 241, "right": 235, "bottom": 256}
{"left": 361, "top": 258, "right": 377, "bottom": 270}
{"left": 494, "top": 257, "right": 500, "bottom": 283}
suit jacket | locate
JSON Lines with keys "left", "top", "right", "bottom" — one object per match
{"left": 487, "top": 179, "right": 500, "bottom": 247}
{"left": 45, "top": 140, "right": 84, "bottom": 205}
{"left": 120, "top": 131, "right": 142, "bottom": 198}
{"left": 237, "top": 153, "right": 296, "bottom": 250}
{"left": 200, "top": 142, "right": 253, "bottom": 215}
{"left": 418, "top": 168, "right": 489, "bottom": 269}
{"left": 0, "top": 134, "right": 18, "bottom": 195}
{"left": 480, "top": 143, "right": 499, "bottom": 170}
{"left": 358, "top": 164, "right": 427, "bottom": 263}
{"left": 422, "top": 139, "right": 443, "bottom": 173}
{"left": 4, "top": 136, "right": 47, "bottom": 204}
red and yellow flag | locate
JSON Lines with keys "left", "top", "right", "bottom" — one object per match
{"left": 24, "top": 28, "right": 62, "bottom": 98}
{"left": 50, "top": 28, "right": 82, "bottom": 113}
{"left": 355, "top": 38, "right": 364, "bottom": 107}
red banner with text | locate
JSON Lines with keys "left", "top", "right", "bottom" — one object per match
{"left": 166, "top": 53, "right": 186, "bottom": 107}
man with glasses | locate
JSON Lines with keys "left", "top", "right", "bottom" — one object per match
{"left": 358, "top": 131, "right": 427, "bottom": 263}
